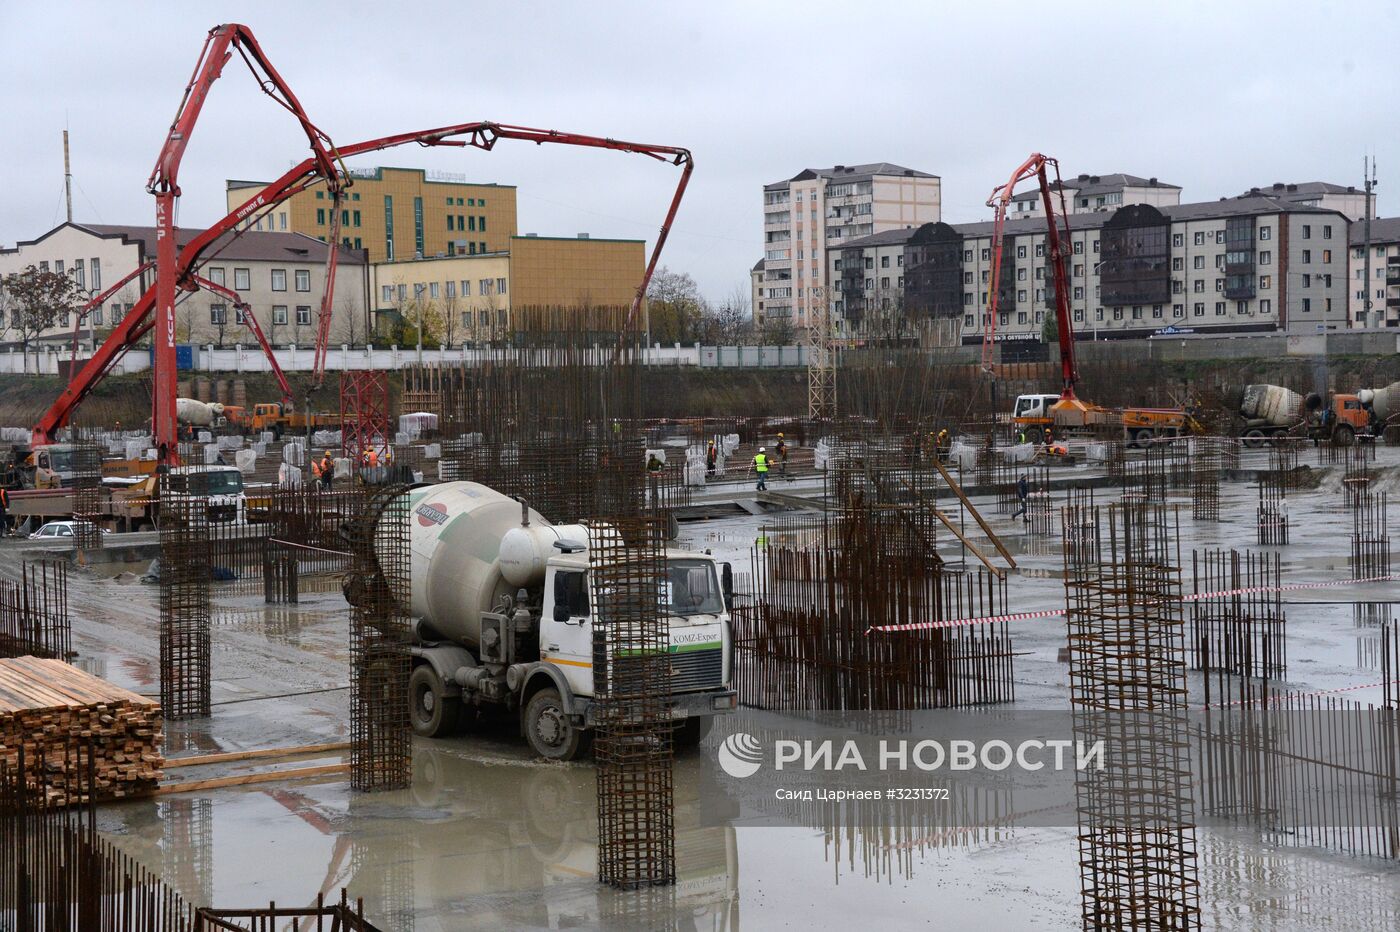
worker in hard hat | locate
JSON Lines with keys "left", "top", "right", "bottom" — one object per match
{"left": 647, "top": 452, "right": 664, "bottom": 474}
{"left": 775, "top": 433, "right": 789, "bottom": 479}
{"left": 751, "top": 446, "right": 770, "bottom": 491}
{"left": 1012, "top": 473, "right": 1030, "bottom": 523}
{"left": 937, "top": 429, "right": 950, "bottom": 461}
{"left": 706, "top": 440, "right": 718, "bottom": 478}
{"left": 317, "top": 450, "right": 334, "bottom": 490}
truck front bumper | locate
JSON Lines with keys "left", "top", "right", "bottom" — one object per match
{"left": 579, "top": 689, "right": 737, "bottom": 728}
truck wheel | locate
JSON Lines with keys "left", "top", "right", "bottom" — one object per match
{"left": 1131, "top": 428, "right": 1152, "bottom": 448}
{"left": 672, "top": 715, "right": 713, "bottom": 752}
{"left": 524, "top": 688, "right": 588, "bottom": 761}
{"left": 409, "top": 665, "right": 461, "bottom": 738}
{"left": 1334, "top": 424, "right": 1356, "bottom": 447}
{"left": 1242, "top": 428, "right": 1266, "bottom": 449}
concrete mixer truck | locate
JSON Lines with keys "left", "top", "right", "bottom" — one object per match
{"left": 392, "top": 481, "right": 737, "bottom": 761}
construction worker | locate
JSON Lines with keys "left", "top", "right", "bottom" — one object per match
{"left": 317, "top": 450, "right": 334, "bottom": 490}
{"left": 1044, "top": 427, "right": 1054, "bottom": 446}
{"left": 775, "top": 433, "right": 789, "bottom": 479}
{"left": 937, "top": 429, "right": 950, "bottom": 459}
{"left": 647, "top": 453, "right": 664, "bottom": 474}
{"left": 1012, "top": 474, "right": 1030, "bottom": 523}
{"left": 706, "top": 440, "right": 718, "bottom": 478}
{"left": 751, "top": 446, "right": 770, "bottom": 491}
{"left": 0, "top": 486, "right": 10, "bottom": 537}
{"left": 362, "top": 447, "right": 379, "bottom": 469}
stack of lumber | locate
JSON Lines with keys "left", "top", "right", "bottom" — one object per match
{"left": 0, "top": 656, "right": 163, "bottom": 805}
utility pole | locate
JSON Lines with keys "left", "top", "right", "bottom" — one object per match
{"left": 1363, "top": 155, "right": 1377, "bottom": 327}
{"left": 62, "top": 130, "right": 73, "bottom": 223}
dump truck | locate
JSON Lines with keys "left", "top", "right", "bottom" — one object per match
{"left": 1011, "top": 393, "right": 1203, "bottom": 447}
{"left": 390, "top": 481, "right": 736, "bottom": 761}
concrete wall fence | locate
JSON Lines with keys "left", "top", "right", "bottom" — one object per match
{"left": 2, "top": 330, "right": 1398, "bottom": 377}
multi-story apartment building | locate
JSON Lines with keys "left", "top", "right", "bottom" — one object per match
{"left": 226, "top": 166, "right": 518, "bottom": 263}
{"left": 1240, "top": 181, "right": 1375, "bottom": 222}
{"left": 831, "top": 196, "right": 1350, "bottom": 347}
{"left": 369, "top": 233, "right": 645, "bottom": 343}
{"left": 0, "top": 222, "right": 369, "bottom": 347}
{"left": 1010, "top": 173, "right": 1181, "bottom": 218}
{"left": 759, "top": 162, "right": 940, "bottom": 332}
{"left": 1348, "top": 217, "right": 1400, "bottom": 328}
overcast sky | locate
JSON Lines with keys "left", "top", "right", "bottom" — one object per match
{"left": 2, "top": 1, "right": 1397, "bottom": 304}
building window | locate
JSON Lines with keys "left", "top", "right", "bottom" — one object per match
{"left": 480, "top": 279, "right": 493, "bottom": 295}
{"left": 208, "top": 267, "right": 225, "bottom": 287}
{"left": 1017, "top": 312, "right": 1027, "bottom": 325}
{"left": 272, "top": 305, "right": 288, "bottom": 325}
{"left": 413, "top": 197, "right": 425, "bottom": 257}
{"left": 397, "top": 284, "right": 407, "bottom": 302}
{"left": 73, "top": 259, "right": 85, "bottom": 289}
{"left": 1193, "top": 256, "right": 1205, "bottom": 270}
{"left": 271, "top": 269, "right": 287, "bottom": 291}
{"left": 981, "top": 248, "right": 991, "bottom": 261}
{"left": 963, "top": 250, "right": 973, "bottom": 262}
{"left": 1074, "top": 286, "right": 1084, "bottom": 300}
{"left": 1172, "top": 257, "right": 1184, "bottom": 271}
{"left": 1152, "top": 304, "right": 1163, "bottom": 318}
{"left": 296, "top": 305, "right": 312, "bottom": 325}
{"left": 1172, "top": 303, "right": 1184, "bottom": 318}
{"left": 1074, "top": 308, "right": 1084, "bottom": 322}
{"left": 447, "top": 216, "right": 455, "bottom": 231}
{"left": 1193, "top": 232, "right": 1205, "bottom": 246}
{"left": 91, "top": 306, "right": 102, "bottom": 326}
{"left": 1016, "top": 245, "right": 1026, "bottom": 259}
{"left": 1193, "top": 280, "right": 1204, "bottom": 293}
{"left": 497, "top": 278, "right": 507, "bottom": 294}
{"left": 1113, "top": 308, "right": 1123, "bottom": 321}
{"left": 1326, "top": 297, "right": 1333, "bottom": 314}
{"left": 468, "top": 243, "right": 477, "bottom": 255}
{"left": 445, "top": 281, "right": 456, "bottom": 299}
{"left": 964, "top": 314, "right": 975, "bottom": 327}
{"left": 1259, "top": 225, "right": 1271, "bottom": 241}
{"left": 317, "top": 208, "right": 325, "bottom": 225}
{"left": 881, "top": 255, "right": 890, "bottom": 268}
{"left": 1322, "top": 249, "right": 1332, "bottom": 264}
{"left": 1193, "top": 302, "right": 1204, "bottom": 317}
{"left": 429, "top": 282, "right": 440, "bottom": 299}
{"left": 210, "top": 304, "right": 227, "bottom": 325}
{"left": 1172, "top": 233, "right": 1184, "bottom": 248}
{"left": 381, "top": 285, "right": 393, "bottom": 304}
{"left": 1132, "top": 306, "right": 1143, "bottom": 320}
{"left": 1323, "top": 225, "right": 1332, "bottom": 239}
{"left": 234, "top": 268, "right": 251, "bottom": 291}
{"left": 1095, "top": 308, "right": 1104, "bottom": 322}
{"left": 295, "top": 269, "right": 311, "bottom": 292}
{"left": 353, "top": 210, "right": 361, "bottom": 227}
{"left": 385, "top": 195, "right": 395, "bottom": 260}
{"left": 1259, "top": 250, "right": 1271, "bottom": 265}
{"left": 90, "top": 258, "right": 101, "bottom": 291}
{"left": 1302, "top": 274, "right": 1311, "bottom": 287}
{"left": 1259, "top": 274, "right": 1272, "bottom": 289}
{"left": 1017, "top": 290, "right": 1027, "bottom": 302}
{"left": 460, "top": 280, "right": 471, "bottom": 296}
{"left": 1215, "top": 302, "right": 1225, "bottom": 316}
{"left": 1302, "top": 250, "right": 1312, "bottom": 264}
{"left": 1073, "top": 240, "right": 1084, "bottom": 255}
{"left": 963, "top": 271, "right": 973, "bottom": 285}
{"left": 1017, "top": 267, "right": 1027, "bottom": 281}
{"left": 1261, "top": 299, "right": 1272, "bottom": 314}
{"left": 479, "top": 216, "right": 487, "bottom": 232}
{"left": 414, "top": 283, "right": 426, "bottom": 298}
{"left": 1302, "top": 225, "right": 1311, "bottom": 239}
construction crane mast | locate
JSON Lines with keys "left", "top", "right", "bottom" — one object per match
{"left": 982, "top": 153, "right": 1078, "bottom": 399}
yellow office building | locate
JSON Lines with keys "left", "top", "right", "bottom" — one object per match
{"left": 226, "top": 167, "right": 517, "bottom": 263}
{"left": 369, "top": 234, "right": 645, "bottom": 343}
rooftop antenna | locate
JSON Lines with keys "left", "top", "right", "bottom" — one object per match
{"left": 63, "top": 129, "right": 73, "bottom": 224}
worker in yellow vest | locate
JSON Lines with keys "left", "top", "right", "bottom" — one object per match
{"left": 750, "top": 446, "right": 769, "bottom": 491}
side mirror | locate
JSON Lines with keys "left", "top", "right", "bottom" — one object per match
{"left": 721, "top": 562, "right": 734, "bottom": 611}
{"left": 552, "top": 604, "right": 571, "bottom": 623}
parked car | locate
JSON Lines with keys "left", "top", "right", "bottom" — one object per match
{"left": 29, "top": 520, "right": 107, "bottom": 540}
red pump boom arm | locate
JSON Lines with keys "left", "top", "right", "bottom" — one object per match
{"left": 189, "top": 275, "right": 295, "bottom": 409}
{"left": 33, "top": 120, "right": 692, "bottom": 447}
{"left": 981, "top": 153, "right": 1078, "bottom": 398}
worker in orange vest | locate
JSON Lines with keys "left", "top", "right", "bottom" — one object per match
{"left": 317, "top": 451, "right": 334, "bottom": 489}
{"left": 0, "top": 487, "right": 10, "bottom": 537}
{"left": 362, "top": 447, "right": 379, "bottom": 468}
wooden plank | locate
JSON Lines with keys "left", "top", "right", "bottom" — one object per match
{"left": 165, "top": 742, "right": 351, "bottom": 769}
{"left": 898, "top": 478, "right": 1003, "bottom": 580}
{"left": 155, "top": 763, "right": 349, "bottom": 795}
{"left": 931, "top": 458, "right": 1017, "bottom": 570}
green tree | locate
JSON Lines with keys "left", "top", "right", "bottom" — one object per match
{"left": 0, "top": 265, "right": 85, "bottom": 372}
{"left": 645, "top": 267, "right": 704, "bottom": 343}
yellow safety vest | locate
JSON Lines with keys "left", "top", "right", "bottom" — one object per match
{"left": 753, "top": 453, "right": 768, "bottom": 473}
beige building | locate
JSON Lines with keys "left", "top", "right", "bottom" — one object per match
{"left": 1010, "top": 173, "right": 1181, "bottom": 219}
{"left": 759, "top": 162, "right": 940, "bottom": 331}
{"left": 226, "top": 166, "right": 517, "bottom": 263}
{"left": 369, "top": 233, "right": 646, "bottom": 343}
{"left": 0, "top": 222, "right": 369, "bottom": 347}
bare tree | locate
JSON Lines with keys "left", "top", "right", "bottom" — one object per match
{"left": 440, "top": 295, "right": 460, "bottom": 347}
{"left": 0, "top": 266, "right": 85, "bottom": 371}
{"left": 646, "top": 266, "right": 704, "bottom": 343}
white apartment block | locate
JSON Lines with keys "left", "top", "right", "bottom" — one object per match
{"left": 1011, "top": 173, "right": 1181, "bottom": 219}
{"left": 832, "top": 197, "right": 1350, "bottom": 347}
{"left": 0, "top": 222, "right": 370, "bottom": 348}
{"left": 759, "top": 162, "right": 940, "bottom": 331}
{"left": 1348, "top": 217, "right": 1400, "bottom": 327}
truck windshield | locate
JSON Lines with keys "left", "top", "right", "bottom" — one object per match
{"left": 178, "top": 471, "right": 244, "bottom": 495}
{"left": 46, "top": 450, "right": 75, "bottom": 472}
{"left": 660, "top": 559, "right": 724, "bottom": 616}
